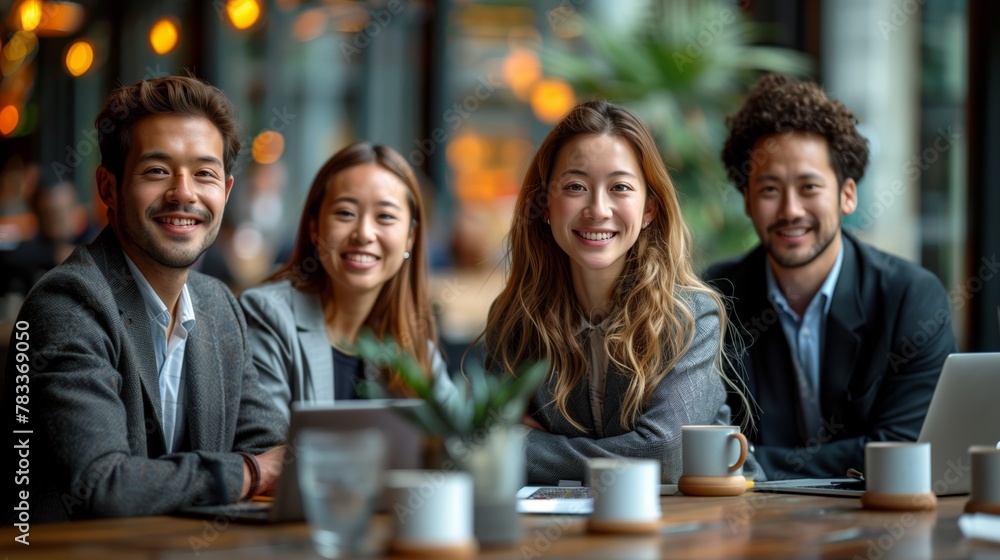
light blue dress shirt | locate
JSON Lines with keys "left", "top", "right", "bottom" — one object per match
{"left": 765, "top": 245, "right": 844, "bottom": 400}
{"left": 124, "top": 254, "right": 195, "bottom": 454}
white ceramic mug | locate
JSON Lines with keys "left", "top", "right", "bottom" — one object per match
{"left": 865, "top": 442, "right": 932, "bottom": 495}
{"left": 587, "top": 458, "right": 661, "bottom": 523}
{"left": 681, "top": 426, "right": 748, "bottom": 477}
{"left": 969, "top": 446, "right": 1000, "bottom": 505}
{"left": 385, "top": 470, "right": 473, "bottom": 546}
{"left": 385, "top": 470, "right": 474, "bottom": 546}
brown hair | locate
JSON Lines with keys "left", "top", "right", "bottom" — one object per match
{"left": 268, "top": 142, "right": 436, "bottom": 376}
{"left": 95, "top": 75, "right": 242, "bottom": 182}
{"left": 483, "top": 99, "right": 729, "bottom": 431}
{"left": 722, "top": 73, "right": 869, "bottom": 191}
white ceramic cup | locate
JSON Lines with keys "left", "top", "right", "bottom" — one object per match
{"left": 681, "top": 426, "right": 748, "bottom": 477}
{"left": 587, "top": 458, "right": 661, "bottom": 522}
{"left": 969, "top": 445, "right": 1000, "bottom": 505}
{"left": 385, "top": 470, "right": 474, "bottom": 546}
{"left": 865, "top": 442, "right": 932, "bottom": 495}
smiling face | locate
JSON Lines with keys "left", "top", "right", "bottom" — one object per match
{"left": 744, "top": 132, "right": 857, "bottom": 272}
{"left": 98, "top": 114, "right": 233, "bottom": 271}
{"left": 312, "top": 163, "right": 415, "bottom": 305}
{"left": 546, "top": 134, "right": 654, "bottom": 291}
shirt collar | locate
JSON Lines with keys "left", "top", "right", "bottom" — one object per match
{"left": 574, "top": 312, "right": 613, "bottom": 337}
{"left": 123, "top": 253, "right": 196, "bottom": 330}
{"left": 765, "top": 242, "right": 845, "bottom": 317}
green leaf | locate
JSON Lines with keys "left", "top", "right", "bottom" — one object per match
{"left": 349, "top": 329, "right": 548, "bottom": 441}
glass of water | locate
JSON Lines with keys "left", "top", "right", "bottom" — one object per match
{"left": 296, "top": 428, "right": 385, "bottom": 558}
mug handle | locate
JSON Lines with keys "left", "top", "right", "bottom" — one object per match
{"left": 728, "top": 433, "right": 748, "bottom": 472}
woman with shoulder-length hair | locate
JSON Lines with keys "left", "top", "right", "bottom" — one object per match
{"left": 484, "top": 100, "right": 753, "bottom": 484}
{"left": 241, "top": 142, "right": 453, "bottom": 420}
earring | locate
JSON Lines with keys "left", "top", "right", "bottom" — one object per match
{"left": 642, "top": 221, "right": 650, "bottom": 229}
{"left": 403, "top": 251, "right": 410, "bottom": 260}
{"left": 544, "top": 218, "right": 549, "bottom": 225}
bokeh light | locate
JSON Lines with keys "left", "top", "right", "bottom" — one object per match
{"left": 252, "top": 131, "right": 285, "bottom": 164}
{"left": 35, "top": 1, "right": 86, "bottom": 36}
{"left": 19, "top": 0, "right": 42, "bottom": 32}
{"left": 0, "top": 105, "right": 20, "bottom": 135}
{"left": 226, "top": 0, "right": 261, "bottom": 30}
{"left": 530, "top": 79, "right": 575, "bottom": 124}
{"left": 149, "top": 18, "right": 180, "bottom": 55}
{"left": 64, "top": 40, "right": 94, "bottom": 77}
{"left": 292, "top": 8, "right": 327, "bottom": 42}
{"left": 503, "top": 48, "right": 541, "bottom": 101}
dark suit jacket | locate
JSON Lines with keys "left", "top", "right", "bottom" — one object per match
{"left": 705, "top": 233, "right": 955, "bottom": 479}
{"left": 2, "top": 227, "right": 286, "bottom": 523}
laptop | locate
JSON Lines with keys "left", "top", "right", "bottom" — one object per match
{"left": 517, "top": 483, "right": 680, "bottom": 515}
{"left": 176, "top": 399, "right": 424, "bottom": 523}
{"left": 756, "top": 353, "right": 1000, "bottom": 497}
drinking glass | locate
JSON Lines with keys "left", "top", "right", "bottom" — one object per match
{"left": 296, "top": 428, "right": 385, "bottom": 558}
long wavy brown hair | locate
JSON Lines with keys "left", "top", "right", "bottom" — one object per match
{"left": 483, "top": 100, "right": 728, "bottom": 431}
{"left": 268, "top": 142, "right": 436, "bottom": 378}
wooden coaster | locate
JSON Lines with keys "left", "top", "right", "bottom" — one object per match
{"left": 965, "top": 501, "right": 1000, "bottom": 515}
{"left": 678, "top": 475, "right": 746, "bottom": 497}
{"left": 587, "top": 517, "right": 661, "bottom": 534}
{"left": 387, "top": 538, "right": 478, "bottom": 558}
{"left": 860, "top": 491, "right": 937, "bottom": 511}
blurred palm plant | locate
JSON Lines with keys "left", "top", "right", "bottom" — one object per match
{"left": 540, "top": 0, "right": 812, "bottom": 266}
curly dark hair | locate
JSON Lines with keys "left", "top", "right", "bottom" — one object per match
{"left": 722, "top": 74, "right": 869, "bottom": 191}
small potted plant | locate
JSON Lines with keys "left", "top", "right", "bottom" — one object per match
{"left": 353, "top": 331, "right": 547, "bottom": 546}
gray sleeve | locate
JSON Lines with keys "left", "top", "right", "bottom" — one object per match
{"left": 240, "top": 287, "right": 296, "bottom": 422}
{"left": 525, "top": 293, "right": 727, "bottom": 484}
{"left": 8, "top": 276, "right": 245, "bottom": 518}
{"left": 227, "top": 288, "right": 288, "bottom": 458}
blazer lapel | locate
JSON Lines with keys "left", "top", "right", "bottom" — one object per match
{"left": 293, "top": 288, "right": 334, "bottom": 402}
{"left": 185, "top": 285, "right": 225, "bottom": 452}
{"left": 736, "top": 246, "right": 819, "bottom": 443}
{"left": 94, "top": 228, "right": 167, "bottom": 453}
{"left": 821, "top": 236, "right": 865, "bottom": 415}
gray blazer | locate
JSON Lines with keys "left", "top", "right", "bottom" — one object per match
{"left": 240, "top": 280, "right": 456, "bottom": 421}
{"left": 524, "top": 290, "right": 755, "bottom": 484}
{"left": 1, "top": 228, "right": 286, "bottom": 523}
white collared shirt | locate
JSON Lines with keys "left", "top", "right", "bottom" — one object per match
{"left": 765, "top": 244, "right": 844, "bottom": 398}
{"left": 124, "top": 254, "right": 195, "bottom": 454}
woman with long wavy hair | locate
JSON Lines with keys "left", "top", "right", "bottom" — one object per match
{"left": 485, "top": 100, "right": 751, "bottom": 484}
{"left": 241, "top": 142, "right": 453, "bottom": 420}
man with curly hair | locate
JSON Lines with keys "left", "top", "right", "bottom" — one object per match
{"left": 705, "top": 74, "right": 956, "bottom": 480}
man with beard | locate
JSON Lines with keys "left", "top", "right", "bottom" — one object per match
{"left": 705, "top": 75, "right": 955, "bottom": 480}
{"left": 2, "top": 76, "right": 286, "bottom": 522}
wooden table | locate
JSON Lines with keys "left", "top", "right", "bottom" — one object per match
{"left": 2, "top": 494, "right": 998, "bottom": 559}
